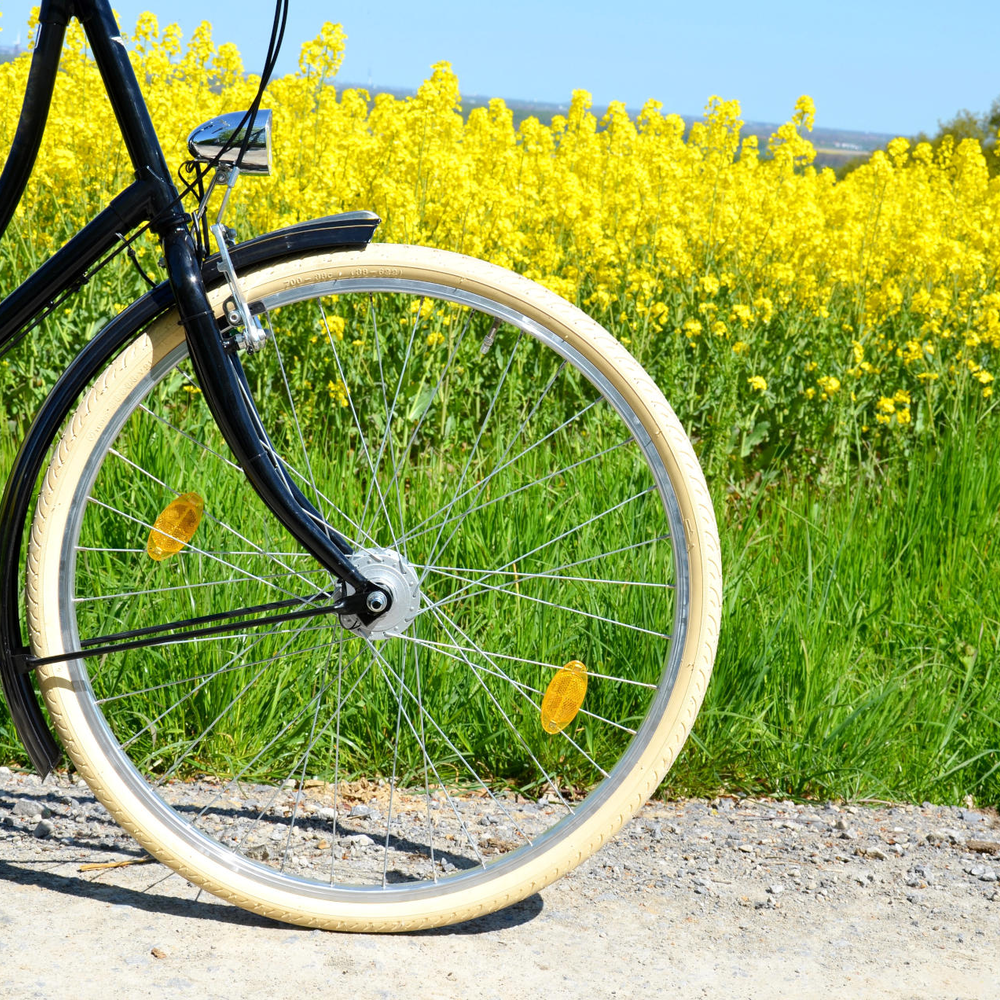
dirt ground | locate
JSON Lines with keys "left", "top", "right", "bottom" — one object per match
{"left": 2, "top": 766, "right": 998, "bottom": 999}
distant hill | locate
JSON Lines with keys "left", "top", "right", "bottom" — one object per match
{"left": 338, "top": 83, "right": 897, "bottom": 170}
{"left": 0, "top": 52, "right": 895, "bottom": 171}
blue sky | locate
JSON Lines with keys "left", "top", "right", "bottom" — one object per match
{"left": 1, "top": 1, "right": 995, "bottom": 136}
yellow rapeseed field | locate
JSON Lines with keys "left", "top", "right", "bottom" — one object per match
{"left": 2, "top": 13, "right": 998, "bottom": 475}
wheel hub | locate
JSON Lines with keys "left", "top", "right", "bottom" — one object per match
{"left": 337, "top": 547, "right": 421, "bottom": 639}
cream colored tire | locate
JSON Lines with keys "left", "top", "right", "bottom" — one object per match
{"left": 27, "top": 243, "right": 721, "bottom": 931}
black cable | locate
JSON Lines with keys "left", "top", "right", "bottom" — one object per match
{"left": 3, "top": 0, "right": 290, "bottom": 354}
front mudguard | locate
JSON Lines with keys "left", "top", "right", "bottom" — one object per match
{"left": 0, "top": 211, "right": 380, "bottom": 774}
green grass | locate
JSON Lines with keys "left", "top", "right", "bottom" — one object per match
{"left": 1, "top": 282, "right": 998, "bottom": 808}
{"left": 673, "top": 426, "right": 1000, "bottom": 804}
{"left": 1, "top": 291, "right": 674, "bottom": 800}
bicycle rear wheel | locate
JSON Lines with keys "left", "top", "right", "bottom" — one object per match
{"left": 27, "top": 243, "right": 721, "bottom": 931}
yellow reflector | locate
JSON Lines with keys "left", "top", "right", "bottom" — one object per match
{"left": 540, "top": 660, "right": 588, "bottom": 734}
{"left": 147, "top": 492, "right": 204, "bottom": 561}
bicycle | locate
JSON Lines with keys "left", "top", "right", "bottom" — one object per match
{"left": 0, "top": 0, "right": 722, "bottom": 931}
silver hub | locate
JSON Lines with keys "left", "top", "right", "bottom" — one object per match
{"left": 337, "top": 548, "right": 421, "bottom": 639}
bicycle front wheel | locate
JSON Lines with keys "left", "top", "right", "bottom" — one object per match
{"left": 27, "top": 243, "right": 721, "bottom": 930}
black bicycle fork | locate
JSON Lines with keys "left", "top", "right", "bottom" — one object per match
{"left": 0, "top": 0, "right": 388, "bottom": 773}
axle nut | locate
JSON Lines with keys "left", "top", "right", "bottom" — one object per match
{"left": 366, "top": 589, "right": 389, "bottom": 614}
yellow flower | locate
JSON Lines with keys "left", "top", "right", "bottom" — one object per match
{"left": 326, "top": 378, "right": 350, "bottom": 407}
{"left": 699, "top": 274, "right": 720, "bottom": 296}
{"left": 325, "top": 316, "right": 346, "bottom": 341}
{"left": 1, "top": 19, "right": 996, "bottom": 459}
{"left": 730, "top": 304, "right": 753, "bottom": 328}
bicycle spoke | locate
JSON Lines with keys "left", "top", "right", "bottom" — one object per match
{"left": 424, "top": 604, "right": 583, "bottom": 805}
{"left": 106, "top": 446, "right": 328, "bottom": 592}
{"left": 413, "top": 565, "right": 670, "bottom": 590}
{"left": 427, "top": 601, "right": 613, "bottom": 775}
{"left": 31, "top": 246, "right": 712, "bottom": 923}
{"left": 356, "top": 294, "right": 420, "bottom": 548}
{"left": 415, "top": 486, "right": 659, "bottom": 614}
{"left": 95, "top": 635, "right": 348, "bottom": 705}
{"left": 398, "top": 439, "right": 632, "bottom": 548}
{"left": 317, "top": 297, "right": 395, "bottom": 549}
{"left": 419, "top": 329, "right": 524, "bottom": 584}
{"left": 396, "top": 395, "right": 601, "bottom": 547}
{"left": 73, "top": 566, "right": 329, "bottom": 604}
{"left": 138, "top": 401, "right": 241, "bottom": 472}
{"left": 391, "top": 631, "right": 654, "bottom": 712}
{"left": 378, "top": 308, "right": 476, "bottom": 530}
{"left": 364, "top": 639, "right": 529, "bottom": 862}
{"left": 156, "top": 367, "right": 374, "bottom": 550}
{"left": 84, "top": 498, "right": 324, "bottom": 607}
{"left": 424, "top": 565, "right": 671, "bottom": 640}
{"left": 264, "top": 309, "right": 328, "bottom": 524}
{"left": 365, "top": 292, "right": 408, "bottom": 556}
{"left": 208, "top": 647, "right": 374, "bottom": 854}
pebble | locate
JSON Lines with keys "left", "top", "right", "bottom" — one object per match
{"left": 2, "top": 768, "right": 999, "bottom": 943}
{"left": 33, "top": 819, "right": 54, "bottom": 839}
{"left": 13, "top": 800, "right": 49, "bottom": 818}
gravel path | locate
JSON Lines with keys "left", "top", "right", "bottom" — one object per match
{"left": 2, "top": 764, "right": 998, "bottom": 999}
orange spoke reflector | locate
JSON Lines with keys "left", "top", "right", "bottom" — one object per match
{"left": 540, "top": 660, "right": 588, "bottom": 735}
{"left": 147, "top": 492, "right": 204, "bottom": 561}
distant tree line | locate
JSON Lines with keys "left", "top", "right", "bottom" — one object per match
{"left": 836, "top": 97, "right": 1000, "bottom": 179}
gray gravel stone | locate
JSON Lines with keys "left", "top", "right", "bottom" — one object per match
{"left": 33, "top": 818, "right": 54, "bottom": 839}
{"left": 13, "top": 799, "right": 49, "bottom": 818}
{"left": 1, "top": 763, "right": 999, "bottom": 1000}
{"left": 344, "top": 834, "right": 374, "bottom": 847}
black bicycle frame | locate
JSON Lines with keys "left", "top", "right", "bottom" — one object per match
{"left": 0, "top": 0, "right": 387, "bottom": 772}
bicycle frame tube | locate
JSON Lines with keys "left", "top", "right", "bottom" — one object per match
{"left": 0, "top": 0, "right": 387, "bottom": 612}
{"left": 0, "top": 0, "right": 70, "bottom": 242}
{"left": 0, "top": 213, "right": 380, "bottom": 777}
{"left": 0, "top": 0, "right": 179, "bottom": 350}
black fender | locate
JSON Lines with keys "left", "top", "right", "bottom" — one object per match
{"left": 0, "top": 210, "right": 380, "bottom": 775}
